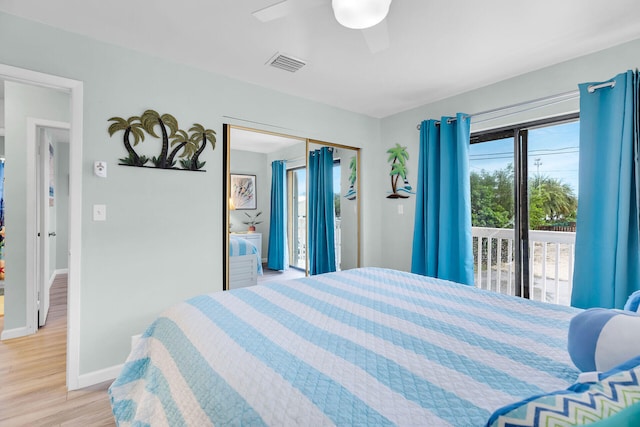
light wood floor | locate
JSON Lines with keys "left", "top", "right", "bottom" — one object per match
{"left": 0, "top": 275, "right": 116, "bottom": 426}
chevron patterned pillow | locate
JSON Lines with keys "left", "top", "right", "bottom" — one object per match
{"left": 486, "top": 355, "right": 640, "bottom": 427}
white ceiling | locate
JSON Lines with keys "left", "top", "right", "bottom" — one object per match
{"left": 230, "top": 127, "right": 304, "bottom": 153}
{"left": 1, "top": 0, "right": 640, "bottom": 118}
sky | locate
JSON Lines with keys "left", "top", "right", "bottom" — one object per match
{"left": 469, "top": 120, "right": 580, "bottom": 193}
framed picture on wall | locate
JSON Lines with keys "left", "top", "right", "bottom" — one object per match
{"left": 230, "top": 174, "right": 257, "bottom": 210}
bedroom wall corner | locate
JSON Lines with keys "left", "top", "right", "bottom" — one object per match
{"left": 377, "top": 36, "right": 640, "bottom": 273}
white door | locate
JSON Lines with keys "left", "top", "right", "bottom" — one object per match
{"left": 36, "top": 129, "right": 52, "bottom": 327}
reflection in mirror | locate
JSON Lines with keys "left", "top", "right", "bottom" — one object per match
{"left": 307, "top": 140, "right": 360, "bottom": 275}
{"left": 224, "top": 125, "right": 307, "bottom": 290}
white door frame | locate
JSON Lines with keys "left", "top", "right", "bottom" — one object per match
{"left": 29, "top": 119, "right": 70, "bottom": 328}
{"left": 0, "top": 64, "right": 84, "bottom": 390}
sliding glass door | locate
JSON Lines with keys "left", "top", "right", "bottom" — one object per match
{"left": 287, "top": 167, "right": 306, "bottom": 270}
{"left": 470, "top": 114, "right": 579, "bottom": 304}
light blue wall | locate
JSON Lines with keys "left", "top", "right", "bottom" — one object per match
{"left": 0, "top": 12, "right": 380, "bottom": 374}
{"left": 4, "top": 81, "right": 70, "bottom": 330}
{"left": 378, "top": 38, "right": 640, "bottom": 272}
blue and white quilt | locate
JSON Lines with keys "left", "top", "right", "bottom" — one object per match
{"left": 229, "top": 235, "right": 263, "bottom": 275}
{"left": 109, "top": 268, "right": 580, "bottom": 426}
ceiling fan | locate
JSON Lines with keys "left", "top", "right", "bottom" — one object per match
{"left": 252, "top": 0, "right": 393, "bottom": 54}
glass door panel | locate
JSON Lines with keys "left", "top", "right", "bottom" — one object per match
{"left": 287, "top": 167, "right": 306, "bottom": 269}
{"left": 527, "top": 121, "right": 579, "bottom": 304}
{"left": 469, "top": 137, "right": 516, "bottom": 295}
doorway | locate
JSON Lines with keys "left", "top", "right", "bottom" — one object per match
{"left": 34, "top": 123, "right": 70, "bottom": 327}
{"left": 0, "top": 64, "right": 84, "bottom": 390}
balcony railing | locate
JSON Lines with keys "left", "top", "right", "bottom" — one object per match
{"left": 472, "top": 227, "right": 575, "bottom": 306}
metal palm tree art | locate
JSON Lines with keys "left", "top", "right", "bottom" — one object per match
{"left": 107, "top": 116, "right": 148, "bottom": 166}
{"left": 344, "top": 155, "right": 357, "bottom": 200}
{"left": 167, "top": 129, "right": 194, "bottom": 168}
{"left": 183, "top": 124, "right": 216, "bottom": 171}
{"left": 386, "top": 143, "right": 410, "bottom": 199}
{"left": 108, "top": 110, "right": 216, "bottom": 172}
{"left": 140, "top": 110, "right": 179, "bottom": 169}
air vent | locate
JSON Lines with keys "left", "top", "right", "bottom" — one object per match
{"left": 266, "top": 52, "right": 306, "bottom": 73}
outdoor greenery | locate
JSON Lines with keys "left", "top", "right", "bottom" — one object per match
{"left": 471, "top": 164, "right": 577, "bottom": 229}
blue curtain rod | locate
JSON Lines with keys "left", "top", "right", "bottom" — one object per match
{"left": 416, "top": 80, "right": 615, "bottom": 130}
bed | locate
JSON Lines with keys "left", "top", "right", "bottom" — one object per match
{"left": 109, "top": 267, "right": 581, "bottom": 426}
{"left": 228, "top": 235, "right": 263, "bottom": 289}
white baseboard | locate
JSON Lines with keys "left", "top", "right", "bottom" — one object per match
{"left": 48, "top": 272, "right": 56, "bottom": 291}
{"left": 1, "top": 326, "right": 31, "bottom": 341}
{"left": 76, "top": 364, "right": 123, "bottom": 389}
{"left": 72, "top": 332, "right": 141, "bottom": 389}
{"left": 55, "top": 268, "right": 69, "bottom": 276}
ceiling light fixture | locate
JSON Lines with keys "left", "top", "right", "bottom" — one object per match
{"left": 332, "top": 0, "right": 392, "bottom": 30}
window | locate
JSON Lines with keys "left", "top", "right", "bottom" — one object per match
{"left": 469, "top": 114, "right": 579, "bottom": 304}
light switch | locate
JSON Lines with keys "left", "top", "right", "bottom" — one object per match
{"left": 93, "top": 204, "right": 107, "bottom": 221}
{"left": 398, "top": 204, "right": 404, "bottom": 215}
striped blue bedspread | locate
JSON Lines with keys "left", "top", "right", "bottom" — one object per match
{"left": 229, "top": 235, "right": 262, "bottom": 275}
{"left": 109, "top": 267, "right": 580, "bottom": 426}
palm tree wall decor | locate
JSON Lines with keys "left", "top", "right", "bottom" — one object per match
{"left": 386, "top": 143, "right": 413, "bottom": 199}
{"left": 181, "top": 123, "right": 216, "bottom": 171}
{"left": 107, "top": 116, "right": 148, "bottom": 166}
{"left": 141, "top": 109, "right": 179, "bottom": 169}
{"left": 344, "top": 155, "right": 357, "bottom": 200}
{"left": 108, "top": 110, "right": 216, "bottom": 172}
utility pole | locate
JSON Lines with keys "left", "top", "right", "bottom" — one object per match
{"left": 534, "top": 158, "right": 542, "bottom": 189}
{"left": 534, "top": 158, "right": 542, "bottom": 176}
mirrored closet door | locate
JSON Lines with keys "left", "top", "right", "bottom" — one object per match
{"left": 223, "top": 126, "right": 361, "bottom": 289}
{"left": 223, "top": 125, "right": 307, "bottom": 290}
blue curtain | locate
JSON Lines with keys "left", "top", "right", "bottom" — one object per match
{"left": 572, "top": 70, "right": 640, "bottom": 309}
{"left": 411, "top": 113, "right": 474, "bottom": 285}
{"left": 267, "top": 160, "right": 288, "bottom": 271}
{"left": 308, "top": 147, "right": 336, "bottom": 275}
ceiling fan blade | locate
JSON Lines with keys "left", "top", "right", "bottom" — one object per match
{"left": 252, "top": 0, "right": 327, "bottom": 22}
{"left": 361, "top": 20, "right": 390, "bottom": 54}
{"left": 252, "top": 0, "right": 293, "bottom": 22}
